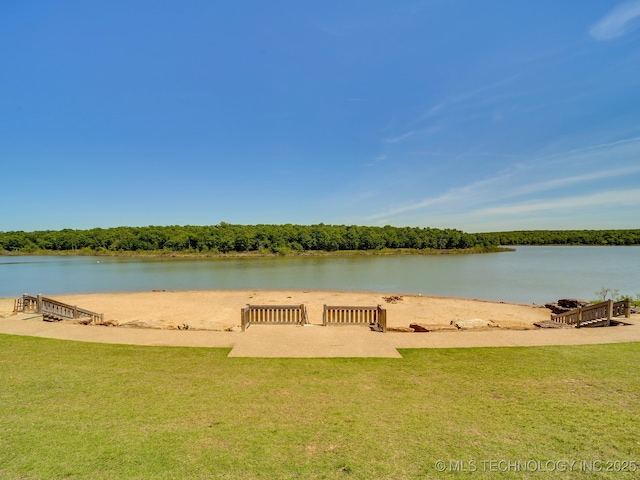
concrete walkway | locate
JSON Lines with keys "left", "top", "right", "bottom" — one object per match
{"left": 228, "top": 324, "right": 402, "bottom": 358}
{"left": 1, "top": 314, "right": 638, "bottom": 357}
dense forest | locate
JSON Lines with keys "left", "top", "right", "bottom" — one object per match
{"left": 0, "top": 224, "right": 498, "bottom": 255}
{"left": 482, "top": 230, "right": 640, "bottom": 246}
{"left": 3, "top": 226, "right": 637, "bottom": 255}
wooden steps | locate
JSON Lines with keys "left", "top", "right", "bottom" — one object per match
{"left": 551, "top": 298, "right": 631, "bottom": 328}
{"left": 16, "top": 294, "right": 104, "bottom": 325}
{"left": 43, "top": 312, "right": 67, "bottom": 322}
{"left": 551, "top": 299, "right": 630, "bottom": 328}
{"left": 576, "top": 318, "right": 610, "bottom": 328}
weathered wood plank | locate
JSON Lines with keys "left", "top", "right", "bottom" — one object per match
{"left": 241, "top": 304, "right": 308, "bottom": 331}
{"left": 322, "top": 305, "right": 387, "bottom": 332}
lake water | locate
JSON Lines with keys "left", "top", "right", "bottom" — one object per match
{"left": 1, "top": 246, "right": 638, "bottom": 304}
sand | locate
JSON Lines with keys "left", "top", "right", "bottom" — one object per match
{"left": 1, "top": 290, "right": 550, "bottom": 331}
{"left": 1, "top": 291, "right": 638, "bottom": 355}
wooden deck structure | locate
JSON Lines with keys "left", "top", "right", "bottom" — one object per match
{"left": 241, "top": 304, "right": 308, "bottom": 331}
{"left": 14, "top": 293, "right": 104, "bottom": 324}
{"left": 322, "top": 305, "right": 387, "bottom": 332}
{"left": 551, "top": 299, "right": 631, "bottom": 328}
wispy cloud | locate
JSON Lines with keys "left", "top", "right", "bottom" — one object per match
{"left": 537, "top": 135, "right": 640, "bottom": 162}
{"left": 477, "top": 188, "right": 640, "bottom": 216}
{"left": 369, "top": 188, "right": 640, "bottom": 231}
{"left": 515, "top": 165, "right": 640, "bottom": 196}
{"left": 384, "top": 131, "right": 415, "bottom": 144}
{"left": 366, "top": 136, "right": 640, "bottom": 222}
{"left": 421, "top": 75, "right": 520, "bottom": 119}
{"left": 367, "top": 174, "right": 509, "bottom": 219}
{"left": 365, "top": 154, "right": 389, "bottom": 167}
{"left": 590, "top": 0, "right": 640, "bottom": 40}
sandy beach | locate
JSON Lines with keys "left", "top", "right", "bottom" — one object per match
{"left": 0, "top": 290, "right": 551, "bottom": 331}
{"left": 1, "top": 290, "right": 639, "bottom": 355}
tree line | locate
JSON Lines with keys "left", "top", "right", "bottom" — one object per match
{"left": 482, "top": 230, "right": 640, "bottom": 246}
{"left": 0, "top": 223, "right": 499, "bottom": 254}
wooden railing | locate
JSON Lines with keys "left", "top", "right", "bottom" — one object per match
{"left": 322, "top": 305, "right": 387, "bottom": 332}
{"left": 613, "top": 298, "right": 632, "bottom": 318}
{"left": 13, "top": 293, "right": 104, "bottom": 324}
{"left": 241, "top": 304, "right": 308, "bottom": 331}
{"left": 14, "top": 295, "right": 39, "bottom": 313}
{"left": 551, "top": 299, "right": 630, "bottom": 328}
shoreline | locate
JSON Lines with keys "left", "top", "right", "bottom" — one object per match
{"left": 2, "top": 289, "right": 552, "bottom": 331}
{"left": 1, "top": 289, "right": 638, "bottom": 351}
{"left": 0, "top": 246, "right": 513, "bottom": 258}
{"left": 2, "top": 288, "right": 544, "bottom": 305}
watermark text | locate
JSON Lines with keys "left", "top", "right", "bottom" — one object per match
{"left": 434, "top": 459, "right": 637, "bottom": 473}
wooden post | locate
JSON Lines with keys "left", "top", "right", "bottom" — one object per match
{"left": 625, "top": 298, "right": 631, "bottom": 318}
{"left": 607, "top": 299, "right": 613, "bottom": 326}
{"left": 36, "top": 294, "right": 43, "bottom": 314}
{"left": 377, "top": 305, "right": 387, "bottom": 333}
{"left": 241, "top": 305, "right": 248, "bottom": 331}
{"left": 73, "top": 305, "right": 78, "bottom": 319}
{"left": 577, "top": 307, "right": 582, "bottom": 328}
{"left": 322, "top": 305, "right": 327, "bottom": 326}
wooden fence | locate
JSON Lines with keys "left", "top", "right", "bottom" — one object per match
{"left": 13, "top": 293, "right": 104, "bottom": 324}
{"left": 612, "top": 298, "right": 632, "bottom": 318}
{"left": 322, "top": 305, "right": 387, "bottom": 332}
{"left": 551, "top": 299, "right": 630, "bottom": 328}
{"left": 241, "top": 304, "right": 308, "bottom": 331}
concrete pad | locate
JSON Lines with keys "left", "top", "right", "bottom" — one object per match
{"left": 228, "top": 324, "right": 403, "bottom": 358}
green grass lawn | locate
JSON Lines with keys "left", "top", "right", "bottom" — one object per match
{"left": 1, "top": 335, "right": 639, "bottom": 479}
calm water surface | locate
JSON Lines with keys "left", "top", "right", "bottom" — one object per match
{"left": 1, "top": 246, "right": 638, "bottom": 304}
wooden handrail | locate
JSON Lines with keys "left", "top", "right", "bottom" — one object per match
{"left": 15, "top": 293, "right": 104, "bottom": 324}
{"left": 551, "top": 298, "right": 631, "bottom": 328}
{"left": 612, "top": 298, "right": 631, "bottom": 318}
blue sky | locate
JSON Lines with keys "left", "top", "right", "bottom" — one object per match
{"left": 2, "top": 1, "right": 640, "bottom": 233}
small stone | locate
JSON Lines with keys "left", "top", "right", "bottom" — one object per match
{"left": 454, "top": 318, "right": 495, "bottom": 330}
{"left": 386, "top": 327, "right": 415, "bottom": 333}
{"left": 534, "top": 320, "right": 573, "bottom": 329}
{"left": 409, "top": 323, "right": 430, "bottom": 332}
